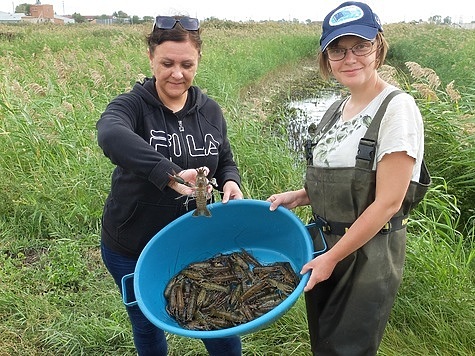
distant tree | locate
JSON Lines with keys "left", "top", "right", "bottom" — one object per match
{"left": 15, "top": 3, "right": 30, "bottom": 15}
{"left": 143, "top": 16, "right": 154, "bottom": 23}
{"left": 72, "top": 13, "right": 86, "bottom": 23}
{"left": 113, "top": 11, "right": 129, "bottom": 18}
{"left": 443, "top": 16, "right": 452, "bottom": 25}
{"left": 131, "top": 15, "right": 140, "bottom": 24}
{"left": 429, "top": 15, "right": 442, "bottom": 24}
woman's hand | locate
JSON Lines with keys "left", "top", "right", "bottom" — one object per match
{"left": 300, "top": 252, "right": 338, "bottom": 292}
{"left": 266, "top": 189, "right": 310, "bottom": 211}
{"left": 221, "top": 181, "right": 243, "bottom": 203}
{"left": 167, "top": 166, "right": 210, "bottom": 196}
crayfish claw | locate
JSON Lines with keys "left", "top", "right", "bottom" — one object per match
{"left": 168, "top": 170, "right": 194, "bottom": 187}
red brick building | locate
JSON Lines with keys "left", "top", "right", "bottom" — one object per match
{"left": 30, "top": 4, "right": 54, "bottom": 19}
{"left": 23, "top": 2, "right": 65, "bottom": 24}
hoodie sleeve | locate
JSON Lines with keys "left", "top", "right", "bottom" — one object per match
{"left": 96, "top": 92, "right": 181, "bottom": 190}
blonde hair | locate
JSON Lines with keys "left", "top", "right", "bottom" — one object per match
{"left": 318, "top": 33, "right": 388, "bottom": 81}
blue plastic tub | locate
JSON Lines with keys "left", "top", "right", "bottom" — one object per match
{"left": 122, "top": 199, "right": 325, "bottom": 338}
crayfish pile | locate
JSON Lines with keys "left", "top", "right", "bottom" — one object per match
{"left": 164, "top": 248, "right": 300, "bottom": 331}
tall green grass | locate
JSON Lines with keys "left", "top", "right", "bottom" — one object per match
{"left": 0, "top": 21, "right": 474, "bottom": 355}
{"left": 385, "top": 23, "right": 475, "bottom": 92}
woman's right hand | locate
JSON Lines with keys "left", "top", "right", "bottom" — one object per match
{"left": 167, "top": 167, "right": 210, "bottom": 196}
{"left": 266, "top": 189, "right": 310, "bottom": 211}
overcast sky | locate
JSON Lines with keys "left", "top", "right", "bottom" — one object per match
{"left": 2, "top": 1, "right": 474, "bottom": 24}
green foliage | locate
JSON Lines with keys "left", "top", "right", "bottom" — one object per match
{"left": 72, "top": 13, "right": 86, "bottom": 23}
{"left": 15, "top": 3, "right": 30, "bottom": 15}
{"left": 420, "top": 100, "right": 475, "bottom": 223}
{"left": 383, "top": 179, "right": 475, "bottom": 355}
{"left": 0, "top": 21, "right": 474, "bottom": 356}
{"left": 195, "top": 21, "right": 318, "bottom": 103}
{"left": 386, "top": 23, "right": 475, "bottom": 92}
{"left": 41, "top": 239, "right": 89, "bottom": 291}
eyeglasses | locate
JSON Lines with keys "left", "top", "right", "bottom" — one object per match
{"left": 326, "top": 41, "right": 375, "bottom": 61}
{"left": 153, "top": 16, "right": 200, "bottom": 31}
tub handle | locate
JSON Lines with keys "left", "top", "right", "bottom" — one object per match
{"left": 121, "top": 273, "right": 138, "bottom": 307}
{"left": 305, "top": 222, "right": 328, "bottom": 256}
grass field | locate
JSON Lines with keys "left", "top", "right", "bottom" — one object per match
{"left": 0, "top": 20, "right": 474, "bottom": 355}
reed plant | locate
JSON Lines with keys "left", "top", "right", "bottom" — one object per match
{"left": 0, "top": 21, "right": 474, "bottom": 355}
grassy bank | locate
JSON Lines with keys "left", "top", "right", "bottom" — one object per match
{"left": 1, "top": 21, "right": 474, "bottom": 355}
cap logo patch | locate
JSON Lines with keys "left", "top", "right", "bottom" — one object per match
{"left": 329, "top": 5, "right": 364, "bottom": 27}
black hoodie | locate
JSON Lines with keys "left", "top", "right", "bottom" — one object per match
{"left": 97, "top": 77, "right": 241, "bottom": 257}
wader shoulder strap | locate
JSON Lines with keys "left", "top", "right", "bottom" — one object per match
{"left": 355, "top": 90, "right": 404, "bottom": 169}
{"left": 355, "top": 89, "right": 431, "bottom": 209}
{"left": 315, "top": 98, "right": 346, "bottom": 135}
{"left": 305, "top": 98, "right": 346, "bottom": 164}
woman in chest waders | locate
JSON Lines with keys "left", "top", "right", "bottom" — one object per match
{"left": 266, "top": 2, "right": 430, "bottom": 355}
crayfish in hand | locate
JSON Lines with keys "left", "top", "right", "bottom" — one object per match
{"left": 168, "top": 167, "right": 218, "bottom": 217}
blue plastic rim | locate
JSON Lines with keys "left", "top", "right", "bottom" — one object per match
{"left": 131, "top": 199, "right": 316, "bottom": 338}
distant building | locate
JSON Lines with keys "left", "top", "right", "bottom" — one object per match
{"left": 30, "top": 3, "right": 54, "bottom": 20}
{"left": 23, "top": 3, "right": 64, "bottom": 24}
{"left": 0, "top": 2, "right": 74, "bottom": 24}
{"left": 94, "top": 16, "right": 131, "bottom": 25}
{"left": 460, "top": 22, "right": 475, "bottom": 30}
{"left": 0, "top": 11, "right": 24, "bottom": 23}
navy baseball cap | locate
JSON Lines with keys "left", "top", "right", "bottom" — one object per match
{"left": 320, "top": 1, "right": 383, "bottom": 51}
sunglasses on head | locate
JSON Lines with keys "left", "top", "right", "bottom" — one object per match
{"left": 153, "top": 16, "right": 200, "bottom": 31}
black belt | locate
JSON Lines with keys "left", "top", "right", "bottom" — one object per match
{"left": 313, "top": 214, "right": 409, "bottom": 236}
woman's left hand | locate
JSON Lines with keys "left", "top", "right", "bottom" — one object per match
{"left": 300, "top": 252, "right": 338, "bottom": 292}
{"left": 221, "top": 181, "right": 243, "bottom": 203}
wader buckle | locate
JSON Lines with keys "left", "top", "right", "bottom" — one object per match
{"left": 304, "top": 139, "right": 316, "bottom": 164}
{"left": 381, "top": 216, "right": 409, "bottom": 234}
{"left": 356, "top": 138, "right": 376, "bottom": 162}
{"left": 313, "top": 215, "right": 330, "bottom": 232}
{"left": 380, "top": 221, "right": 391, "bottom": 234}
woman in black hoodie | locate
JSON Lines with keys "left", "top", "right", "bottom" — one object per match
{"left": 97, "top": 16, "right": 243, "bottom": 356}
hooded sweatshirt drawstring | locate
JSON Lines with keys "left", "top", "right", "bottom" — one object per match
{"left": 157, "top": 105, "right": 176, "bottom": 163}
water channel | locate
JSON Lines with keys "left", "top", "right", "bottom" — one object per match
{"left": 286, "top": 90, "right": 342, "bottom": 159}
